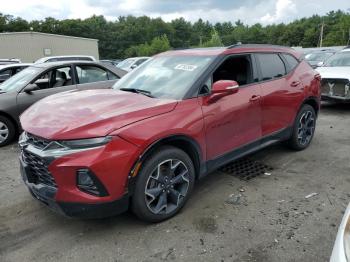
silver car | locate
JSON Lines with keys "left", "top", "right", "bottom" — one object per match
{"left": 0, "top": 61, "right": 126, "bottom": 146}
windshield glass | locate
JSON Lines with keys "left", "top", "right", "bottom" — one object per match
{"left": 0, "top": 66, "right": 41, "bottom": 92}
{"left": 305, "top": 52, "right": 334, "bottom": 61}
{"left": 117, "top": 58, "right": 136, "bottom": 70}
{"left": 113, "top": 55, "right": 215, "bottom": 100}
{"left": 324, "top": 52, "right": 350, "bottom": 67}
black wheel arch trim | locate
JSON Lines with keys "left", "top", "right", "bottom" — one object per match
{"left": 127, "top": 134, "right": 205, "bottom": 196}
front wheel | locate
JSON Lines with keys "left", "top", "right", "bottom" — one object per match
{"left": 131, "top": 146, "right": 195, "bottom": 222}
{"left": 287, "top": 104, "right": 316, "bottom": 150}
{"left": 0, "top": 116, "right": 15, "bottom": 147}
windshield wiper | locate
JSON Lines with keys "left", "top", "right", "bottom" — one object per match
{"left": 120, "top": 88, "right": 154, "bottom": 98}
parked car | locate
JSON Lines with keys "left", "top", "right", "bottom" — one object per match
{"left": 19, "top": 44, "right": 320, "bottom": 222}
{"left": 330, "top": 203, "right": 350, "bottom": 262}
{"left": 117, "top": 56, "right": 149, "bottom": 72}
{"left": 100, "top": 59, "right": 121, "bottom": 67}
{"left": 0, "top": 59, "right": 21, "bottom": 65}
{"left": 0, "top": 63, "right": 32, "bottom": 83}
{"left": 304, "top": 50, "right": 336, "bottom": 68}
{"left": 316, "top": 50, "right": 350, "bottom": 102}
{"left": 0, "top": 61, "right": 126, "bottom": 146}
{"left": 35, "top": 55, "right": 96, "bottom": 63}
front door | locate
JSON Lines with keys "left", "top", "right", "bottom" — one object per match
{"left": 200, "top": 54, "right": 262, "bottom": 161}
{"left": 16, "top": 66, "right": 77, "bottom": 119}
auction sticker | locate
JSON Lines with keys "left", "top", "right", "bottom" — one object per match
{"left": 174, "top": 64, "right": 198, "bottom": 71}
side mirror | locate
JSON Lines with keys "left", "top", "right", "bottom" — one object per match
{"left": 206, "top": 80, "right": 239, "bottom": 103}
{"left": 23, "top": 84, "right": 38, "bottom": 93}
{"left": 317, "top": 61, "right": 324, "bottom": 67}
{"left": 130, "top": 64, "right": 138, "bottom": 70}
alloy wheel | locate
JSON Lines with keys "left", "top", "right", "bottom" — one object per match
{"left": 145, "top": 159, "right": 190, "bottom": 215}
{"left": 0, "top": 121, "right": 9, "bottom": 143}
{"left": 297, "top": 110, "right": 315, "bottom": 146}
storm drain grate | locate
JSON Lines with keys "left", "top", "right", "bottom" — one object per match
{"left": 220, "top": 157, "right": 274, "bottom": 181}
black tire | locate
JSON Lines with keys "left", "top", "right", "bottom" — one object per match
{"left": 0, "top": 116, "right": 16, "bottom": 147}
{"left": 287, "top": 104, "right": 316, "bottom": 151}
{"left": 131, "top": 146, "right": 195, "bottom": 222}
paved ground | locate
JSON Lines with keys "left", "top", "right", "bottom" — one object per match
{"left": 0, "top": 102, "right": 349, "bottom": 262}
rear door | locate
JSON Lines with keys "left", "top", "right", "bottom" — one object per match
{"left": 255, "top": 53, "right": 302, "bottom": 136}
{"left": 16, "top": 65, "right": 77, "bottom": 116}
{"left": 74, "top": 64, "right": 119, "bottom": 90}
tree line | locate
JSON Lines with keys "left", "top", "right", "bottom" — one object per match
{"left": 0, "top": 10, "right": 349, "bottom": 59}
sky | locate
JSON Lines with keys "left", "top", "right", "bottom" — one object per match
{"left": 1, "top": 0, "right": 349, "bottom": 25}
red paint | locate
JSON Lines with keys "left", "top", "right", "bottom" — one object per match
{"left": 20, "top": 45, "right": 320, "bottom": 206}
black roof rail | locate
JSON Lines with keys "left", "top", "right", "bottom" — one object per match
{"left": 227, "top": 43, "right": 293, "bottom": 50}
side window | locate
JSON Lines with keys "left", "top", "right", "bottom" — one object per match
{"left": 256, "top": 53, "right": 286, "bottom": 81}
{"left": 135, "top": 59, "right": 147, "bottom": 66}
{"left": 107, "top": 70, "right": 119, "bottom": 80}
{"left": 76, "top": 65, "right": 108, "bottom": 84}
{"left": 282, "top": 53, "right": 299, "bottom": 73}
{"left": 14, "top": 66, "right": 26, "bottom": 74}
{"left": 0, "top": 69, "right": 12, "bottom": 81}
{"left": 213, "top": 55, "right": 253, "bottom": 86}
{"left": 34, "top": 66, "right": 72, "bottom": 90}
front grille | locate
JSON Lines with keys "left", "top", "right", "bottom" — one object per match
{"left": 321, "top": 78, "right": 349, "bottom": 97}
{"left": 26, "top": 133, "right": 51, "bottom": 150}
{"left": 22, "top": 150, "right": 57, "bottom": 188}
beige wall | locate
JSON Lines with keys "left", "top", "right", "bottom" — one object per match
{"left": 0, "top": 32, "right": 99, "bottom": 62}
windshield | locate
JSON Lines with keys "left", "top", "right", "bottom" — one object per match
{"left": 117, "top": 58, "right": 136, "bottom": 70}
{"left": 324, "top": 52, "right": 350, "bottom": 67}
{"left": 305, "top": 52, "right": 334, "bottom": 61}
{"left": 113, "top": 55, "right": 215, "bottom": 99}
{"left": 0, "top": 66, "right": 41, "bottom": 92}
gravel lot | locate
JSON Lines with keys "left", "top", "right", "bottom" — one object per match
{"left": 0, "top": 102, "right": 349, "bottom": 262}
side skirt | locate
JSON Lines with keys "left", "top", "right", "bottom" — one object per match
{"left": 199, "top": 127, "right": 292, "bottom": 179}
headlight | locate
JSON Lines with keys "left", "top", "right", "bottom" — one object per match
{"left": 59, "top": 137, "right": 112, "bottom": 149}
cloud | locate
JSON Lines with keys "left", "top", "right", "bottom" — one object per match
{"left": 0, "top": 0, "right": 349, "bottom": 25}
{"left": 261, "top": 0, "right": 297, "bottom": 24}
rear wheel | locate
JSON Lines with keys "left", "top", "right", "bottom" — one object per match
{"left": 287, "top": 104, "right": 316, "bottom": 150}
{"left": 0, "top": 116, "right": 15, "bottom": 147}
{"left": 131, "top": 146, "right": 195, "bottom": 222}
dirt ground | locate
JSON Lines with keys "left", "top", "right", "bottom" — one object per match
{"left": 0, "top": 102, "right": 349, "bottom": 262}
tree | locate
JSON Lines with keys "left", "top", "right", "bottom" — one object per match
{"left": 201, "top": 29, "right": 224, "bottom": 47}
{"left": 125, "top": 34, "right": 171, "bottom": 57}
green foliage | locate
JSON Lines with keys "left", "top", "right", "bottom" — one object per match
{"left": 0, "top": 10, "right": 349, "bottom": 59}
{"left": 201, "top": 29, "right": 224, "bottom": 47}
{"left": 125, "top": 34, "right": 171, "bottom": 57}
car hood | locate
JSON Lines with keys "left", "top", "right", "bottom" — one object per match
{"left": 20, "top": 89, "right": 178, "bottom": 140}
{"left": 316, "top": 67, "right": 350, "bottom": 80}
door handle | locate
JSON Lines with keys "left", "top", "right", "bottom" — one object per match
{"left": 291, "top": 81, "right": 301, "bottom": 87}
{"left": 249, "top": 95, "right": 261, "bottom": 102}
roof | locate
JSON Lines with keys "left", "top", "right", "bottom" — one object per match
{"left": 0, "top": 31, "right": 98, "bottom": 42}
{"left": 0, "top": 63, "right": 32, "bottom": 69}
{"left": 158, "top": 44, "right": 301, "bottom": 58}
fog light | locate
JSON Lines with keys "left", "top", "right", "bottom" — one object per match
{"left": 77, "top": 169, "right": 108, "bottom": 197}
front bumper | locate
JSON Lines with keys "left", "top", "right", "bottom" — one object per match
{"left": 322, "top": 94, "right": 350, "bottom": 102}
{"left": 19, "top": 134, "right": 141, "bottom": 218}
{"left": 20, "top": 157, "right": 129, "bottom": 218}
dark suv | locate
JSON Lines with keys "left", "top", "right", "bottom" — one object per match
{"left": 19, "top": 44, "right": 321, "bottom": 222}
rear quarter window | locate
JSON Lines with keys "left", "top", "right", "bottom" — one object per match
{"left": 282, "top": 53, "right": 300, "bottom": 73}
{"left": 256, "top": 53, "right": 286, "bottom": 81}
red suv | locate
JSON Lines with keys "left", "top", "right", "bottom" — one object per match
{"left": 19, "top": 44, "right": 321, "bottom": 222}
